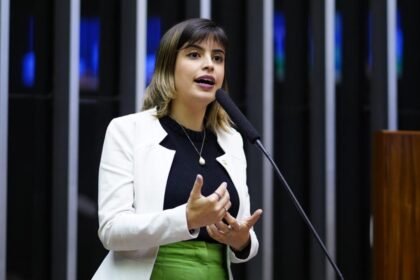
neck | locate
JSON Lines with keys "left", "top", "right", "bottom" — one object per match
{"left": 169, "top": 102, "right": 206, "bottom": 131}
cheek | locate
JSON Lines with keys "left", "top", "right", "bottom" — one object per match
{"left": 174, "top": 64, "right": 186, "bottom": 88}
{"left": 175, "top": 61, "right": 193, "bottom": 81}
{"left": 218, "top": 68, "right": 225, "bottom": 86}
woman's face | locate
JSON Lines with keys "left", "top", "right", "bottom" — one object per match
{"left": 172, "top": 38, "right": 225, "bottom": 110}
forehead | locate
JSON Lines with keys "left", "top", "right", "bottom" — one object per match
{"left": 181, "top": 37, "right": 225, "bottom": 51}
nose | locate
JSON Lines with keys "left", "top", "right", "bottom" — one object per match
{"left": 202, "top": 54, "right": 214, "bottom": 71}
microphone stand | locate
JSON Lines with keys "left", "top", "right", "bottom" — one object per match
{"left": 255, "top": 139, "right": 344, "bottom": 280}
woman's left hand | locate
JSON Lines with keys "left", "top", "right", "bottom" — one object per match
{"left": 206, "top": 209, "right": 263, "bottom": 251}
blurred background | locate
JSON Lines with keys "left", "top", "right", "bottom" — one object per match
{"left": 0, "top": 0, "right": 419, "bottom": 279}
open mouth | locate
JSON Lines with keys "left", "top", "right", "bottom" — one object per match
{"left": 194, "top": 76, "right": 215, "bottom": 86}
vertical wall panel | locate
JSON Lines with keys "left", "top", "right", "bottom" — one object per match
{"left": 336, "top": 1, "right": 371, "bottom": 279}
{"left": 398, "top": 0, "right": 420, "bottom": 130}
{"left": 371, "top": 0, "right": 397, "bottom": 131}
{"left": 324, "top": 1, "right": 336, "bottom": 279}
{"left": 212, "top": 0, "right": 246, "bottom": 109}
{"left": 200, "top": 0, "right": 211, "bottom": 18}
{"left": 309, "top": 0, "right": 337, "bottom": 279}
{"left": 309, "top": 0, "right": 326, "bottom": 278}
{"left": 245, "top": 0, "right": 264, "bottom": 279}
{"left": 185, "top": 0, "right": 200, "bottom": 18}
{"left": 7, "top": 1, "right": 54, "bottom": 278}
{"left": 262, "top": 0, "right": 274, "bottom": 279}
{"left": 0, "top": 1, "right": 10, "bottom": 279}
{"left": 273, "top": 0, "right": 310, "bottom": 278}
{"left": 136, "top": 0, "right": 147, "bottom": 110}
{"left": 52, "top": 0, "right": 80, "bottom": 279}
{"left": 120, "top": 0, "right": 142, "bottom": 114}
{"left": 387, "top": 0, "right": 397, "bottom": 130}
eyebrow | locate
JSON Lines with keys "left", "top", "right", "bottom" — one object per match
{"left": 182, "top": 43, "right": 225, "bottom": 54}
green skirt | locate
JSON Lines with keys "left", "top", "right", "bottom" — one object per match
{"left": 150, "top": 241, "right": 228, "bottom": 280}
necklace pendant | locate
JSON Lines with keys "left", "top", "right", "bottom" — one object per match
{"left": 199, "top": 157, "right": 206, "bottom": 166}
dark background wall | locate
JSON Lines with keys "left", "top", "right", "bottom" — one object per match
{"left": 4, "top": 0, "right": 420, "bottom": 279}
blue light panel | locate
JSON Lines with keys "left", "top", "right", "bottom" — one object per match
{"left": 146, "top": 16, "right": 161, "bottom": 85}
{"left": 22, "top": 17, "right": 36, "bottom": 87}
{"left": 80, "top": 17, "right": 100, "bottom": 90}
{"left": 274, "top": 11, "right": 286, "bottom": 82}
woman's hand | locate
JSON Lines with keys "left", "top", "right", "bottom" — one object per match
{"left": 206, "top": 209, "right": 263, "bottom": 251}
{"left": 186, "top": 174, "right": 231, "bottom": 230}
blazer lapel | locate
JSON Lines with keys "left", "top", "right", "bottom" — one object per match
{"left": 133, "top": 109, "right": 175, "bottom": 213}
{"left": 216, "top": 129, "right": 247, "bottom": 217}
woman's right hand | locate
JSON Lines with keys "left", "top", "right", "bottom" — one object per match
{"left": 186, "top": 174, "right": 231, "bottom": 230}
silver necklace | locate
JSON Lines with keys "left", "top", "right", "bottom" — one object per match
{"left": 179, "top": 125, "right": 206, "bottom": 166}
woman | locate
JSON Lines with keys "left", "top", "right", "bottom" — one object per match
{"left": 93, "top": 18, "right": 262, "bottom": 280}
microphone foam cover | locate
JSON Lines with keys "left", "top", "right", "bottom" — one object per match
{"left": 216, "top": 89, "right": 261, "bottom": 144}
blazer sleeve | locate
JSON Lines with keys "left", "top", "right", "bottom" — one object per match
{"left": 228, "top": 191, "right": 259, "bottom": 263}
{"left": 97, "top": 117, "right": 198, "bottom": 252}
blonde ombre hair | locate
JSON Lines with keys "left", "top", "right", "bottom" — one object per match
{"left": 142, "top": 18, "right": 231, "bottom": 132}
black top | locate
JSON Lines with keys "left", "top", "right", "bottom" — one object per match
{"left": 159, "top": 116, "right": 240, "bottom": 243}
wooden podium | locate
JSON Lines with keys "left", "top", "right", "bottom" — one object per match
{"left": 373, "top": 131, "right": 420, "bottom": 280}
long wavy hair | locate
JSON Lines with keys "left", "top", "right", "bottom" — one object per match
{"left": 142, "top": 18, "right": 231, "bottom": 132}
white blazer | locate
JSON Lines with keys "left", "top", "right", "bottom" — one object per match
{"left": 92, "top": 108, "right": 259, "bottom": 280}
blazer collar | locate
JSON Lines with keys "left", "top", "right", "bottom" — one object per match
{"left": 136, "top": 107, "right": 242, "bottom": 160}
{"left": 135, "top": 108, "right": 168, "bottom": 147}
{"left": 216, "top": 127, "right": 244, "bottom": 160}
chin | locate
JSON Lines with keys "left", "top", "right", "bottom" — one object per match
{"left": 191, "top": 94, "right": 215, "bottom": 108}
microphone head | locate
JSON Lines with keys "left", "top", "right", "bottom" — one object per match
{"left": 215, "top": 89, "right": 261, "bottom": 143}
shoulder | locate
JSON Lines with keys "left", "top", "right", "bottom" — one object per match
{"left": 104, "top": 108, "right": 158, "bottom": 143}
{"left": 109, "top": 108, "right": 156, "bottom": 127}
{"left": 105, "top": 108, "right": 166, "bottom": 147}
{"left": 107, "top": 108, "right": 157, "bottom": 134}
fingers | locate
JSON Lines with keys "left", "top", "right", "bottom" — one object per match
{"left": 213, "top": 182, "right": 228, "bottom": 199}
{"left": 224, "top": 209, "right": 263, "bottom": 232}
{"left": 211, "top": 182, "right": 230, "bottom": 216}
{"left": 224, "top": 212, "right": 241, "bottom": 231}
{"left": 215, "top": 220, "right": 232, "bottom": 233}
{"left": 206, "top": 224, "right": 231, "bottom": 242}
{"left": 189, "top": 174, "right": 204, "bottom": 199}
{"left": 207, "top": 210, "right": 263, "bottom": 249}
{"left": 207, "top": 224, "right": 222, "bottom": 238}
{"left": 213, "top": 191, "right": 222, "bottom": 201}
{"left": 244, "top": 209, "right": 263, "bottom": 228}
{"left": 217, "top": 184, "right": 230, "bottom": 208}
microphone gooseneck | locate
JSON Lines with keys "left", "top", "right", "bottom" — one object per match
{"left": 215, "top": 89, "right": 344, "bottom": 280}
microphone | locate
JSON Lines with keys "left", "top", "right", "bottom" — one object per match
{"left": 215, "top": 89, "right": 260, "bottom": 143}
{"left": 215, "top": 89, "right": 344, "bottom": 280}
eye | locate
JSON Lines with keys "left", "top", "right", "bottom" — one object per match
{"left": 187, "top": 51, "right": 200, "bottom": 59}
{"left": 213, "top": 54, "right": 225, "bottom": 63}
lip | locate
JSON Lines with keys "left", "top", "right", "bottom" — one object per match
{"left": 194, "top": 75, "right": 216, "bottom": 85}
